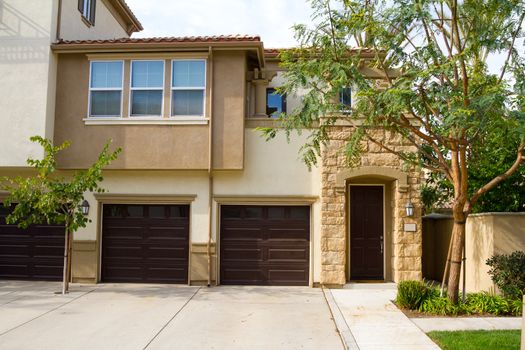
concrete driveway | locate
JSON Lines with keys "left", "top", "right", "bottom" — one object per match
{"left": 0, "top": 281, "right": 342, "bottom": 350}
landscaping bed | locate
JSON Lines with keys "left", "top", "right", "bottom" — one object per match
{"left": 395, "top": 280, "right": 523, "bottom": 317}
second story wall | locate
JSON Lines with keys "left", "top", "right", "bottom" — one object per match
{"left": 0, "top": 0, "right": 58, "bottom": 166}
{"left": 54, "top": 49, "right": 249, "bottom": 170}
{"left": 60, "top": 0, "right": 131, "bottom": 40}
{"left": 212, "top": 51, "right": 246, "bottom": 170}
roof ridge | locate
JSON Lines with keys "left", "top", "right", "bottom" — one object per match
{"left": 55, "top": 35, "right": 262, "bottom": 45}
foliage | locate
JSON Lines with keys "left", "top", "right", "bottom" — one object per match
{"left": 397, "top": 281, "right": 522, "bottom": 316}
{"left": 419, "top": 295, "right": 466, "bottom": 316}
{"left": 396, "top": 280, "right": 433, "bottom": 309}
{"left": 465, "top": 292, "right": 512, "bottom": 315}
{"left": 1, "top": 136, "right": 120, "bottom": 293}
{"left": 1, "top": 136, "right": 120, "bottom": 232}
{"left": 427, "top": 330, "right": 521, "bottom": 350}
{"left": 486, "top": 251, "right": 525, "bottom": 300}
{"left": 422, "top": 141, "right": 525, "bottom": 213}
{"left": 268, "top": 0, "right": 525, "bottom": 303}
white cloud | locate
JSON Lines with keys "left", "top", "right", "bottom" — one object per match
{"left": 125, "top": 0, "right": 312, "bottom": 48}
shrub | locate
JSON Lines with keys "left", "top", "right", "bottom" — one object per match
{"left": 509, "top": 298, "right": 523, "bottom": 316}
{"left": 419, "top": 296, "right": 466, "bottom": 316}
{"left": 396, "top": 280, "right": 432, "bottom": 310}
{"left": 486, "top": 251, "right": 525, "bottom": 300}
{"left": 465, "top": 292, "right": 510, "bottom": 315}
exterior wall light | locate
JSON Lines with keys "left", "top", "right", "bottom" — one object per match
{"left": 80, "top": 199, "right": 90, "bottom": 216}
{"left": 405, "top": 201, "right": 414, "bottom": 217}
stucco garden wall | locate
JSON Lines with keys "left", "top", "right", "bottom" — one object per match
{"left": 423, "top": 213, "right": 525, "bottom": 293}
{"left": 320, "top": 126, "right": 423, "bottom": 286}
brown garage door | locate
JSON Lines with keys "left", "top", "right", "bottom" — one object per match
{"left": 101, "top": 204, "right": 189, "bottom": 284}
{"left": 220, "top": 205, "right": 310, "bottom": 286}
{"left": 0, "top": 205, "right": 64, "bottom": 281}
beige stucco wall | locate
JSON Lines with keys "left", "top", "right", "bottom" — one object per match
{"left": 69, "top": 130, "right": 322, "bottom": 284}
{"left": 424, "top": 213, "right": 525, "bottom": 293}
{"left": 0, "top": 0, "right": 58, "bottom": 166}
{"left": 214, "top": 129, "right": 322, "bottom": 283}
{"left": 60, "top": 0, "right": 129, "bottom": 40}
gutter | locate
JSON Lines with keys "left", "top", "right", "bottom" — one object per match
{"left": 56, "top": 0, "right": 62, "bottom": 41}
{"left": 207, "top": 46, "right": 214, "bottom": 287}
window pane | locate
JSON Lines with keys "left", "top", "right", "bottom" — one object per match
{"left": 90, "top": 91, "right": 121, "bottom": 116}
{"left": 91, "top": 61, "right": 122, "bottom": 88}
{"left": 131, "top": 61, "right": 164, "bottom": 88}
{"left": 340, "top": 87, "right": 352, "bottom": 107}
{"left": 266, "top": 88, "right": 285, "bottom": 117}
{"left": 171, "top": 90, "right": 204, "bottom": 116}
{"left": 131, "top": 90, "right": 162, "bottom": 116}
{"left": 172, "top": 60, "right": 205, "bottom": 87}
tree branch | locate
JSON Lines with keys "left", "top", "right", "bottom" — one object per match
{"left": 468, "top": 140, "right": 525, "bottom": 209}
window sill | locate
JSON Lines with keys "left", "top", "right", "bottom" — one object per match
{"left": 80, "top": 15, "right": 93, "bottom": 28}
{"left": 83, "top": 117, "right": 209, "bottom": 125}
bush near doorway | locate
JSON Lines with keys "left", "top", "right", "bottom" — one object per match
{"left": 396, "top": 280, "right": 523, "bottom": 316}
{"left": 486, "top": 251, "right": 525, "bottom": 300}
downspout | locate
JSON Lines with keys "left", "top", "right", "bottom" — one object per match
{"left": 207, "top": 46, "right": 214, "bottom": 287}
{"left": 56, "top": 0, "right": 63, "bottom": 41}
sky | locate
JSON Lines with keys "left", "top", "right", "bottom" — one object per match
{"left": 125, "top": 0, "right": 313, "bottom": 48}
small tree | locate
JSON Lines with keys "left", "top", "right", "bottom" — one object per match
{"left": 264, "top": 0, "right": 525, "bottom": 303}
{"left": 1, "top": 136, "right": 120, "bottom": 294}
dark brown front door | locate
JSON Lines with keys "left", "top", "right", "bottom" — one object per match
{"left": 350, "top": 186, "right": 384, "bottom": 280}
{"left": 220, "top": 205, "right": 310, "bottom": 286}
{"left": 101, "top": 204, "right": 189, "bottom": 284}
{"left": 0, "top": 205, "right": 64, "bottom": 281}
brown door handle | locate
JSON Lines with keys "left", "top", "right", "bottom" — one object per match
{"left": 380, "top": 236, "right": 384, "bottom": 254}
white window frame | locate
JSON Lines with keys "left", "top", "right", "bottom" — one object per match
{"left": 129, "top": 60, "right": 165, "bottom": 118}
{"left": 82, "top": 0, "right": 91, "bottom": 20}
{"left": 170, "top": 59, "right": 207, "bottom": 118}
{"left": 88, "top": 60, "right": 124, "bottom": 118}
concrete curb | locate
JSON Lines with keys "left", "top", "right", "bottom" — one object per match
{"left": 411, "top": 316, "right": 523, "bottom": 332}
{"left": 322, "top": 287, "right": 359, "bottom": 350}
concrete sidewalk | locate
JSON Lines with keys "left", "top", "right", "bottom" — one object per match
{"left": 412, "top": 316, "right": 522, "bottom": 332}
{"left": 328, "top": 284, "right": 440, "bottom": 350}
{"left": 0, "top": 281, "right": 342, "bottom": 350}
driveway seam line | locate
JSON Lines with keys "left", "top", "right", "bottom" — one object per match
{"left": 143, "top": 286, "right": 202, "bottom": 350}
{"left": 0, "top": 287, "right": 98, "bottom": 337}
{"left": 322, "top": 287, "right": 360, "bottom": 350}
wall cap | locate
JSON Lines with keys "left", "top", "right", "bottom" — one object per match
{"left": 94, "top": 193, "right": 197, "bottom": 204}
{"left": 213, "top": 195, "right": 318, "bottom": 204}
{"left": 468, "top": 212, "right": 525, "bottom": 218}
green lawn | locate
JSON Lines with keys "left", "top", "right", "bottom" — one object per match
{"left": 427, "top": 330, "right": 521, "bottom": 350}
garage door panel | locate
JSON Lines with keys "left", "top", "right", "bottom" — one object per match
{"left": 101, "top": 204, "right": 189, "bottom": 284}
{"left": 267, "top": 228, "right": 309, "bottom": 240}
{"left": 220, "top": 227, "right": 263, "bottom": 240}
{"left": 267, "top": 269, "right": 309, "bottom": 285}
{"left": 220, "top": 205, "right": 310, "bottom": 286}
{"left": 220, "top": 267, "right": 264, "bottom": 284}
{"left": 221, "top": 247, "right": 263, "bottom": 262}
{"left": 267, "top": 248, "right": 309, "bottom": 262}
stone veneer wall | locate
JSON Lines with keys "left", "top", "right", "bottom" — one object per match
{"left": 320, "top": 126, "right": 423, "bottom": 286}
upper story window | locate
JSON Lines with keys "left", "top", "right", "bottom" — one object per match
{"left": 340, "top": 87, "right": 352, "bottom": 110}
{"left": 130, "top": 61, "right": 165, "bottom": 117}
{"left": 266, "top": 88, "right": 286, "bottom": 118}
{"left": 171, "top": 60, "right": 206, "bottom": 116}
{"left": 78, "top": 0, "right": 96, "bottom": 25}
{"left": 89, "top": 61, "right": 123, "bottom": 117}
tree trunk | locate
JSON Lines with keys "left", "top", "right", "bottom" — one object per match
{"left": 447, "top": 208, "right": 466, "bottom": 304}
{"left": 62, "top": 226, "right": 70, "bottom": 295}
